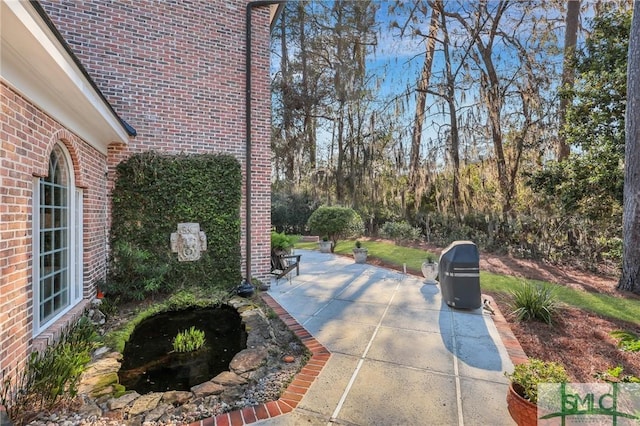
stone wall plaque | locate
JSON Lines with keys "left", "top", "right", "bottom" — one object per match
{"left": 170, "top": 223, "right": 207, "bottom": 262}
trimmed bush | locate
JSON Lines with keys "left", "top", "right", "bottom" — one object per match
{"left": 307, "top": 206, "right": 364, "bottom": 252}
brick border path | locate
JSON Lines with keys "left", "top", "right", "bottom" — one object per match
{"left": 482, "top": 294, "right": 528, "bottom": 365}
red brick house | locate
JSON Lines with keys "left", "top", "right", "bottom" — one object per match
{"left": 1, "top": 0, "right": 280, "bottom": 377}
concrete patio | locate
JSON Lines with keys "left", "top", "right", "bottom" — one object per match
{"left": 258, "top": 249, "right": 517, "bottom": 425}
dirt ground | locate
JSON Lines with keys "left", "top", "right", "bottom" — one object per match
{"left": 477, "top": 252, "right": 640, "bottom": 382}
{"left": 369, "top": 239, "right": 640, "bottom": 382}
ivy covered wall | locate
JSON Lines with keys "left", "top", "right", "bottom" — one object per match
{"left": 107, "top": 152, "right": 242, "bottom": 300}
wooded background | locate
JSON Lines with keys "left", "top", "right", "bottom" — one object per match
{"left": 269, "top": 1, "right": 639, "bottom": 289}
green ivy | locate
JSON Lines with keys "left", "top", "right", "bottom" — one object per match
{"left": 107, "top": 152, "right": 242, "bottom": 300}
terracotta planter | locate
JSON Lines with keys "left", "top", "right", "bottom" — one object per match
{"left": 421, "top": 261, "right": 438, "bottom": 283}
{"left": 353, "top": 248, "right": 368, "bottom": 264}
{"left": 506, "top": 383, "right": 538, "bottom": 426}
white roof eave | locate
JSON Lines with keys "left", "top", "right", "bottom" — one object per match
{"left": 1, "top": 0, "right": 130, "bottom": 154}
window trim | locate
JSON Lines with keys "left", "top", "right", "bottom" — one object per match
{"left": 32, "top": 143, "right": 83, "bottom": 336}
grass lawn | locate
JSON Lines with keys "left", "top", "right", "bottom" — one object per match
{"left": 294, "top": 238, "right": 640, "bottom": 326}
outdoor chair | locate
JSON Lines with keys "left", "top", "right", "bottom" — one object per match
{"left": 271, "top": 250, "right": 301, "bottom": 280}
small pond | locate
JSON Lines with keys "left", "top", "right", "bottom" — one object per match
{"left": 118, "top": 305, "right": 247, "bottom": 394}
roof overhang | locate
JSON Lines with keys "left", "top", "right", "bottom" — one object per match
{"left": 1, "top": 0, "right": 130, "bottom": 154}
{"left": 269, "top": 3, "right": 284, "bottom": 29}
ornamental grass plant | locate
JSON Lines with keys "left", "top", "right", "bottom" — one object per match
{"left": 510, "top": 281, "right": 559, "bottom": 324}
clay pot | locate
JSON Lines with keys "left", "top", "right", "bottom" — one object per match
{"left": 506, "top": 383, "right": 538, "bottom": 426}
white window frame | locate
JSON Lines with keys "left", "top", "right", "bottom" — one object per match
{"left": 32, "top": 143, "right": 83, "bottom": 336}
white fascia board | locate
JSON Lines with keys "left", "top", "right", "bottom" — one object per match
{"left": 1, "top": 0, "right": 129, "bottom": 154}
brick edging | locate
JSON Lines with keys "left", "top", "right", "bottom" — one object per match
{"left": 189, "top": 293, "right": 331, "bottom": 426}
{"left": 482, "top": 294, "right": 528, "bottom": 365}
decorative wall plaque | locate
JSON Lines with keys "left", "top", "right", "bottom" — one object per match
{"left": 170, "top": 223, "right": 207, "bottom": 261}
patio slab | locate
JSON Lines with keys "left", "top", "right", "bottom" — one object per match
{"left": 259, "top": 249, "right": 517, "bottom": 425}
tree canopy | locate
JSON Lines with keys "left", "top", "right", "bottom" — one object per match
{"left": 271, "top": 1, "right": 636, "bottom": 288}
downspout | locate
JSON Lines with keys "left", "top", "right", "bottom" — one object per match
{"left": 245, "top": 1, "right": 286, "bottom": 283}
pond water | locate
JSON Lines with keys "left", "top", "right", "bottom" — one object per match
{"left": 118, "top": 306, "right": 247, "bottom": 394}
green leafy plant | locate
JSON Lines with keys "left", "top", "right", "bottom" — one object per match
{"left": 510, "top": 281, "right": 559, "bottom": 324}
{"left": 610, "top": 330, "right": 640, "bottom": 352}
{"left": 0, "top": 317, "right": 97, "bottom": 425}
{"left": 425, "top": 252, "right": 437, "bottom": 263}
{"left": 594, "top": 365, "right": 640, "bottom": 383}
{"left": 380, "top": 221, "right": 422, "bottom": 243}
{"left": 98, "top": 295, "right": 120, "bottom": 317}
{"left": 506, "top": 358, "right": 569, "bottom": 404}
{"left": 172, "top": 326, "right": 206, "bottom": 353}
{"left": 307, "top": 206, "right": 364, "bottom": 252}
{"left": 271, "top": 231, "right": 296, "bottom": 252}
{"left": 355, "top": 240, "right": 362, "bottom": 249}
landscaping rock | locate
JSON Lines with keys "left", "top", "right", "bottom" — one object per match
{"left": 78, "top": 359, "right": 120, "bottom": 396}
{"left": 144, "top": 403, "right": 171, "bottom": 422}
{"left": 128, "top": 393, "right": 162, "bottom": 416}
{"left": 93, "top": 346, "right": 110, "bottom": 358}
{"left": 162, "top": 390, "right": 192, "bottom": 405}
{"left": 212, "top": 371, "right": 247, "bottom": 386}
{"left": 229, "top": 348, "right": 269, "bottom": 374}
{"left": 107, "top": 391, "right": 140, "bottom": 410}
{"left": 78, "top": 398, "right": 102, "bottom": 418}
{"left": 191, "top": 381, "right": 224, "bottom": 398}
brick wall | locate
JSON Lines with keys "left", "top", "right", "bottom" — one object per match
{"left": 41, "top": 0, "right": 273, "bottom": 284}
{"left": 0, "top": 82, "right": 108, "bottom": 376}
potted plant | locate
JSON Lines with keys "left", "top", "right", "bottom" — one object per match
{"left": 505, "top": 358, "right": 568, "bottom": 426}
{"left": 421, "top": 252, "right": 439, "bottom": 283}
{"left": 319, "top": 236, "right": 333, "bottom": 253}
{"left": 352, "top": 240, "right": 368, "bottom": 264}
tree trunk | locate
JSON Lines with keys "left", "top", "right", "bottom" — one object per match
{"left": 408, "top": 2, "right": 440, "bottom": 200}
{"left": 299, "top": 1, "right": 316, "bottom": 170}
{"left": 441, "top": 5, "right": 460, "bottom": 215}
{"left": 558, "top": 0, "right": 580, "bottom": 161}
{"left": 618, "top": 1, "right": 640, "bottom": 293}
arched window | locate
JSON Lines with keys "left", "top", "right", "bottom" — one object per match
{"left": 33, "top": 144, "right": 83, "bottom": 334}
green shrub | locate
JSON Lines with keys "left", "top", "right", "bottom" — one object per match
{"left": 271, "top": 190, "right": 319, "bottom": 234}
{"left": 0, "top": 317, "right": 97, "bottom": 425}
{"left": 271, "top": 231, "right": 296, "bottom": 252}
{"left": 172, "top": 326, "right": 206, "bottom": 353}
{"left": 108, "top": 152, "right": 242, "bottom": 300}
{"left": 307, "top": 206, "right": 364, "bottom": 252}
{"left": 506, "top": 358, "right": 568, "bottom": 404}
{"left": 610, "top": 330, "right": 640, "bottom": 352}
{"left": 510, "top": 281, "right": 559, "bottom": 324}
{"left": 380, "top": 221, "right": 422, "bottom": 243}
